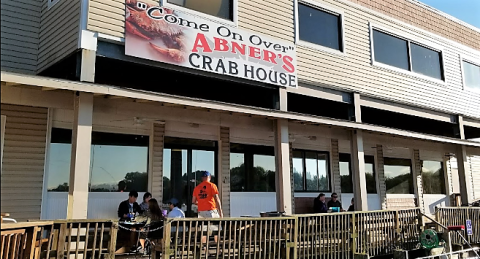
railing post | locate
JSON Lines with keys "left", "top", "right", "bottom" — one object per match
{"left": 107, "top": 221, "right": 118, "bottom": 259}
{"left": 351, "top": 212, "right": 357, "bottom": 255}
{"left": 56, "top": 223, "right": 67, "bottom": 259}
{"left": 162, "top": 219, "right": 172, "bottom": 259}
{"left": 395, "top": 211, "right": 401, "bottom": 249}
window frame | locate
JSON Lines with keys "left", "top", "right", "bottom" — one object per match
{"left": 369, "top": 22, "right": 446, "bottom": 84}
{"left": 161, "top": 0, "right": 238, "bottom": 27}
{"left": 460, "top": 55, "right": 480, "bottom": 93}
{"left": 48, "top": 0, "right": 61, "bottom": 9}
{"left": 293, "top": 149, "right": 331, "bottom": 192}
{"left": 295, "top": 0, "right": 345, "bottom": 56}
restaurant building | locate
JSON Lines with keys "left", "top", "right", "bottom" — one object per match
{"left": 1, "top": 0, "right": 479, "bottom": 222}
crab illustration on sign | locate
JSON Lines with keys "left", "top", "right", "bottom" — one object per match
{"left": 126, "top": 0, "right": 187, "bottom": 62}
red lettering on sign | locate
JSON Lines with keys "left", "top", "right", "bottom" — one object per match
{"left": 192, "top": 33, "right": 212, "bottom": 53}
{"left": 214, "top": 37, "right": 229, "bottom": 52}
{"left": 248, "top": 46, "right": 261, "bottom": 59}
{"left": 231, "top": 42, "right": 246, "bottom": 55}
{"left": 263, "top": 50, "right": 277, "bottom": 64}
{"left": 282, "top": 55, "right": 295, "bottom": 73}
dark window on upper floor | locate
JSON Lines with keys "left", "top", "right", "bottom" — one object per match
{"left": 298, "top": 3, "right": 343, "bottom": 51}
{"left": 167, "top": 0, "right": 233, "bottom": 21}
{"left": 462, "top": 60, "right": 480, "bottom": 91}
{"left": 410, "top": 43, "right": 443, "bottom": 80}
{"left": 372, "top": 29, "right": 443, "bottom": 80}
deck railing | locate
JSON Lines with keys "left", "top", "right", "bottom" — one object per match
{"left": 163, "top": 217, "right": 297, "bottom": 259}
{"left": 1, "top": 221, "right": 54, "bottom": 259}
{"left": 160, "top": 208, "right": 422, "bottom": 259}
{"left": 436, "top": 207, "right": 480, "bottom": 245}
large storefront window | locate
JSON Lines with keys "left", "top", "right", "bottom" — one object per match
{"left": 47, "top": 128, "right": 149, "bottom": 192}
{"left": 339, "top": 153, "right": 353, "bottom": 193}
{"left": 421, "top": 160, "right": 446, "bottom": 194}
{"left": 365, "top": 156, "right": 377, "bottom": 194}
{"left": 293, "top": 150, "right": 330, "bottom": 192}
{"left": 230, "top": 144, "right": 275, "bottom": 192}
{"left": 339, "top": 154, "right": 377, "bottom": 194}
{"left": 384, "top": 157, "right": 413, "bottom": 194}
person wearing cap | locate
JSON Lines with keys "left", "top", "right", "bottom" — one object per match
{"left": 167, "top": 198, "right": 185, "bottom": 218}
{"left": 192, "top": 171, "right": 223, "bottom": 218}
{"left": 327, "top": 193, "right": 345, "bottom": 212}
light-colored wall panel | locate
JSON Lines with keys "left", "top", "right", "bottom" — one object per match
{"left": 1, "top": 104, "right": 48, "bottom": 222}
{"left": 37, "top": 0, "right": 81, "bottom": 73}
{"left": 0, "top": 0, "right": 41, "bottom": 74}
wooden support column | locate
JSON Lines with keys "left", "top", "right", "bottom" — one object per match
{"left": 351, "top": 130, "right": 368, "bottom": 211}
{"left": 67, "top": 92, "right": 93, "bottom": 219}
{"left": 274, "top": 119, "right": 292, "bottom": 215}
{"left": 412, "top": 149, "right": 425, "bottom": 213}
{"left": 150, "top": 123, "right": 165, "bottom": 201}
{"left": 456, "top": 145, "right": 474, "bottom": 205}
{"left": 330, "top": 139, "right": 342, "bottom": 196}
{"left": 218, "top": 127, "right": 230, "bottom": 217}
{"left": 376, "top": 145, "right": 387, "bottom": 210}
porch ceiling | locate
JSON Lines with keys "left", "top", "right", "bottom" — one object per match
{"left": 2, "top": 71, "right": 480, "bottom": 149}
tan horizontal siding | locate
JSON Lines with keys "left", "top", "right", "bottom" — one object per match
{"left": 297, "top": 0, "right": 480, "bottom": 119}
{"left": 1, "top": 104, "right": 48, "bottom": 222}
{"left": 0, "top": 0, "right": 41, "bottom": 74}
{"left": 37, "top": 0, "right": 80, "bottom": 73}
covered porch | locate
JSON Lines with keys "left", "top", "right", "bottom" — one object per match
{"left": 1, "top": 71, "right": 480, "bottom": 222}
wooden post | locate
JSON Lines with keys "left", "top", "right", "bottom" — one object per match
{"left": 107, "top": 222, "right": 118, "bottom": 259}
{"left": 351, "top": 130, "right": 368, "bottom": 211}
{"left": 67, "top": 92, "right": 94, "bottom": 219}
{"left": 274, "top": 119, "right": 293, "bottom": 215}
{"left": 456, "top": 145, "right": 474, "bottom": 205}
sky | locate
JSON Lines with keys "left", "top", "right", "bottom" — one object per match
{"left": 420, "top": 0, "right": 480, "bottom": 29}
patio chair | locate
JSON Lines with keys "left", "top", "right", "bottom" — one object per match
{"left": 144, "top": 220, "right": 165, "bottom": 259}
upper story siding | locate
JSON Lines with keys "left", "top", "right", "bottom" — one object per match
{"left": 295, "top": 0, "right": 480, "bottom": 119}
{"left": 0, "top": 0, "right": 42, "bottom": 74}
{"left": 349, "top": 0, "right": 480, "bottom": 51}
{"left": 38, "top": 0, "right": 81, "bottom": 73}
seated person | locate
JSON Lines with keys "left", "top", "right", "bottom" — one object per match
{"left": 348, "top": 198, "right": 355, "bottom": 212}
{"left": 327, "top": 193, "right": 345, "bottom": 212}
{"left": 139, "top": 192, "right": 152, "bottom": 215}
{"left": 118, "top": 190, "right": 143, "bottom": 221}
{"left": 137, "top": 198, "right": 164, "bottom": 255}
{"left": 314, "top": 193, "right": 328, "bottom": 213}
{"left": 167, "top": 198, "right": 185, "bottom": 218}
{"left": 167, "top": 198, "right": 185, "bottom": 233}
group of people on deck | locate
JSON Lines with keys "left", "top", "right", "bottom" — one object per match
{"left": 313, "top": 193, "right": 355, "bottom": 213}
{"left": 117, "top": 171, "right": 223, "bottom": 254}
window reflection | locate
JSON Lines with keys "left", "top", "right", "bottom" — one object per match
{"left": 365, "top": 156, "right": 377, "bottom": 194}
{"left": 411, "top": 43, "right": 443, "bottom": 80}
{"left": 293, "top": 150, "right": 330, "bottom": 192}
{"left": 421, "top": 160, "right": 446, "bottom": 194}
{"left": 46, "top": 128, "right": 149, "bottom": 193}
{"left": 293, "top": 151, "right": 304, "bottom": 191}
{"left": 463, "top": 61, "right": 480, "bottom": 90}
{"left": 373, "top": 29, "right": 409, "bottom": 70}
{"left": 384, "top": 158, "right": 413, "bottom": 194}
{"left": 339, "top": 154, "right": 352, "bottom": 193}
{"left": 298, "top": 3, "right": 342, "bottom": 51}
{"left": 230, "top": 144, "right": 275, "bottom": 192}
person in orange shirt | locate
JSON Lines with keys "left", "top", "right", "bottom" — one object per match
{"left": 192, "top": 171, "right": 223, "bottom": 218}
{"left": 192, "top": 171, "right": 223, "bottom": 245}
